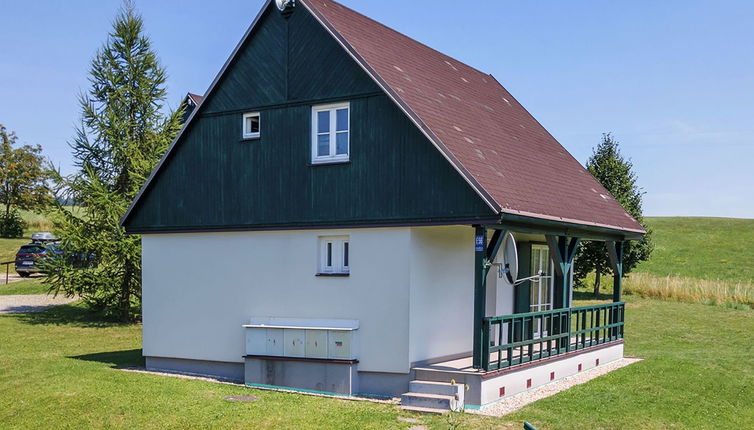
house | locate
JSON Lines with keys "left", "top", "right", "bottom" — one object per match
{"left": 182, "top": 93, "right": 204, "bottom": 122}
{"left": 120, "top": 0, "right": 644, "bottom": 411}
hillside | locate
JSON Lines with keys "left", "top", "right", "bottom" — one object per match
{"left": 635, "top": 217, "right": 754, "bottom": 284}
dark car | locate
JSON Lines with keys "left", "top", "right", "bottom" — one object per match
{"left": 15, "top": 242, "right": 62, "bottom": 277}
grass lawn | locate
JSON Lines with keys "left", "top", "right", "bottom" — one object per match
{"left": 1, "top": 296, "right": 752, "bottom": 429}
{"left": 0, "top": 278, "right": 48, "bottom": 295}
{"left": 0, "top": 236, "right": 30, "bottom": 265}
{"left": 637, "top": 217, "right": 754, "bottom": 284}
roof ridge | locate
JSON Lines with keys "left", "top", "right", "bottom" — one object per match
{"left": 308, "top": 0, "right": 492, "bottom": 78}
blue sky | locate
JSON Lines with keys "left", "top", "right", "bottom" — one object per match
{"left": 1, "top": 0, "right": 752, "bottom": 218}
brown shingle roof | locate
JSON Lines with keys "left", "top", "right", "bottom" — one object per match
{"left": 187, "top": 93, "right": 204, "bottom": 105}
{"left": 302, "top": 0, "right": 644, "bottom": 234}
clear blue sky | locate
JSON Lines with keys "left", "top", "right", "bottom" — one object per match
{"left": 1, "top": 1, "right": 752, "bottom": 218}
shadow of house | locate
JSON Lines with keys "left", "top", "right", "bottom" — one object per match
{"left": 70, "top": 349, "right": 145, "bottom": 368}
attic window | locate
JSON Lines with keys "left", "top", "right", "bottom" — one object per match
{"left": 242, "top": 112, "right": 260, "bottom": 139}
{"left": 311, "top": 102, "right": 349, "bottom": 164}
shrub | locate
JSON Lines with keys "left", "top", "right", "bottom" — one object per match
{"left": 0, "top": 210, "right": 27, "bottom": 238}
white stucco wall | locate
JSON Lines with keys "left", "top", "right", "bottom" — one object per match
{"left": 408, "top": 226, "right": 475, "bottom": 364}
{"left": 142, "top": 228, "right": 411, "bottom": 373}
{"left": 143, "top": 225, "right": 520, "bottom": 375}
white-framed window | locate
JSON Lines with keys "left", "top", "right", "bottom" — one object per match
{"left": 318, "top": 235, "right": 350, "bottom": 275}
{"left": 311, "top": 102, "right": 349, "bottom": 164}
{"left": 242, "top": 112, "right": 260, "bottom": 139}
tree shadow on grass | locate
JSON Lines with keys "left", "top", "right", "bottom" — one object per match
{"left": 69, "top": 349, "right": 145, "bottom": 368}
{"left": 15, "top": 303, "right": 133, "bottom": 328}
{"left": 573, "top": 289, "right": 616, "bottom": 302}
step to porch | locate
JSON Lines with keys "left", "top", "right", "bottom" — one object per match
{"left": 399, "top": 380, "right": 464, "bottom": 412}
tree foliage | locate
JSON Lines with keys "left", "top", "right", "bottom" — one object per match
{"left": 574, "top": 133, "right": 654, "bottom": 294}
{"left": 43, "top": 3, "right": 183, "bottom": 321}
{"left": 0, "top": 125, "right": 51, "bottom": 237}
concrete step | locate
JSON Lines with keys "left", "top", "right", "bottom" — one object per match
{"left": 409, "top": 380, "right": 462, "bottom": 397}
{"left": 400, "top": 392, "right": 459, "bottom": 411}
{"left": 399, "top": 405, "right": 449, "bottom": 415}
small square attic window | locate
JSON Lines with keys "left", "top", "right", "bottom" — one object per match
{"left": 242, "top": 112, "right": 260, "bottom": 139}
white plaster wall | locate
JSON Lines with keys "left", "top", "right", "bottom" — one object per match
{"left": 142, "top": 228, "right": 411, "bottom": 373}
{"left": 408, "top": 226, "right": 475, "bottom": 364}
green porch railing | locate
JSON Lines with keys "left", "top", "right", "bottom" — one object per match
{"left": 481, "top": 302, "right": 625, "bottom": 371}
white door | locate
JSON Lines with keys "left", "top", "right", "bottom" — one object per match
{"left": 530, "top": 245, "right": 554, "bottom": 337}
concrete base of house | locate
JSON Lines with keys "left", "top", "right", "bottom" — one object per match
{"left": 145, "top": 356, "right": 244, "bottom": 382}
{"left": 144, "top": 341, "right": 623, "bottom": 409}
{"left": 412, "top": 341, "right": 625, "bottom": 409}
{"left": 145, "top": 355, "right": 413, "bottom": 398}
{"left": 243, "top": 356, "right": 359, "bottom": 396}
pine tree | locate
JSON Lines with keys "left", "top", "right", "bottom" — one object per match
{"left": 44, "top": 2, "right": 183, "bottom": 321}
{"left": 574, "top": 133, "right": 653, "bottom": 295}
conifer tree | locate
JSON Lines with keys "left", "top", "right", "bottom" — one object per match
{"left": 44, "top": 2, "right": 183, "bottom": 321}
{"left": 574, "top": 133, "right": 653, "bottom": 295}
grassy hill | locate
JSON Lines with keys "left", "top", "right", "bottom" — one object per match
{"left": 636, "top": 217, "right": 754, "bottom": 284}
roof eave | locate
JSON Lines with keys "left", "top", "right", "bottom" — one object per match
{"left": 496, "top": 211, "right": 645, "bottom": 241}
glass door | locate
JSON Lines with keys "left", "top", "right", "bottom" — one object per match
{"left": 529, "top": 245, "right": 553, "bottom": 337}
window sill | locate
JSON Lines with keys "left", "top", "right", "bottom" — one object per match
{"left": 315, "top": 273, "right": 350, "bottom": 277}
{"left": 310, "top": 159, "right": 350, "bottom": 166}
{"left": 241, "top": 136, "right": 260, "bottom": 142}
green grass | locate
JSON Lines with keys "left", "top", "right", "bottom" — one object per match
{"left": 1, "top": 297, "right": 752, "bottom": 429}
{"left": 0, "top": 278, "right": 48, "bottom": 295}
{"left": 0, "top": 303, "right": 515, "bottom": 430}
{"left": 636, "top": 217, "right": 754, "bottom": 284}
{"left": 16, "top": 209, "right": 56, "bottom": 231}
{"left": 509, "top": 296, "right": 754, "bottom": 429}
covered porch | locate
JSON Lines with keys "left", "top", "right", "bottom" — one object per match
{"left": 402, "top": 217, "right": 639, "bottom": 411}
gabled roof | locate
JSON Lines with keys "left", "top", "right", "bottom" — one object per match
{"left": 122, "top": 0, "right": 644, "bottom": 235}
{"left": 301, "top": 0, "right": 644, "bottom": 234}
{"left": 186, "top": 92, "right": 204, "bottom": 106}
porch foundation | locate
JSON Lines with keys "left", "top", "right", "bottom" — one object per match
{"left": 413, "top": 340, "right": 624, "bottom": 409}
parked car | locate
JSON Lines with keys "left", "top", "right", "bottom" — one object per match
{"left": 15, "top": 241, "right": 62, "bottom": 277}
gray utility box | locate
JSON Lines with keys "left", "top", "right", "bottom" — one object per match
{"left": 243, "top": 317, "right": 360, "bottom": 395}
{"left": 243, "top": 317, "right": 359, "bottom": 360}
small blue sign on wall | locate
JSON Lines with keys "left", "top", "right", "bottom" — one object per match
{"left": 475, "top": 234, "right": 485, "bottom": 251}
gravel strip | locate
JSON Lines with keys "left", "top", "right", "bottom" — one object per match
{"left": 0, "top": 294, "right": 79, "bottom": 314}
{"left": 472, "top": 357, "right": 643, "bottom": 417}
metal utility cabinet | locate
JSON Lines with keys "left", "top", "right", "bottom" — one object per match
{"left": 243, "top": 317, "right": 359, "bottom": 395}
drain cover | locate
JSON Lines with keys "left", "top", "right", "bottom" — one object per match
{"left": 224, "top": 395, "right": 259, "bottom": 402}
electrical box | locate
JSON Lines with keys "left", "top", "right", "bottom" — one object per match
{"left": 245, "top": 326, "right": 267, "bottom": 356}
{"left": 284, "top": 329, "right": 306, "bottom": 357}
{"left": 265, "top": 328, "right": 284, "bottom": 356}
{"left": 305, "top": 330, "right": 328, "bottom": 359}
{"left": 328, "top": 330, "right": 353, "bottom": 360}
{"left": 244, "top": 318, "right": 358, "bottom": 360}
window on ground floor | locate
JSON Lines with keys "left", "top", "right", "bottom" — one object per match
{"left": 318, "top": 235, "right": 349, "bottom": 275}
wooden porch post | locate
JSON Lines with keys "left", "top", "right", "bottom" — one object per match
{"left": 546, "top": 235, "right": 580, "bottom": 309}
{"left": 472, "top": 226, "right": 487, "bottom": 369}
{"left": 606, "top": 241, "right": 624, "bottom": 302}
{"left": 606, "top": 241, "right": 625, "bottom": 339}
{"left": 546, "top": 235, "right": 580, "bottom": 351}
{"left": 472, "top": 227, "right": 507, "bottom": 369}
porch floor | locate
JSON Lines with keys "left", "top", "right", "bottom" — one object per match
{"left": 414, "top": 337, "right": 621, "bottom": 375}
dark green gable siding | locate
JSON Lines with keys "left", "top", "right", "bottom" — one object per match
{"left": 123, "top": 4, "right": 494, "bottom": 232}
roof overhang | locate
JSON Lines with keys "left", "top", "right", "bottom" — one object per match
{"left": 490, "top": 212, "right": 645, "bottom": 242}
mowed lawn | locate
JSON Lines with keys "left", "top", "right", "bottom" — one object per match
{"left": 1, "top": 297, "right": 752, "bottom": 429}
{"left": 0, "top": 235, "right": 49, "bottom": 296}
{"left": 637, "top": 217, "right": 754, "bottom": 284}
